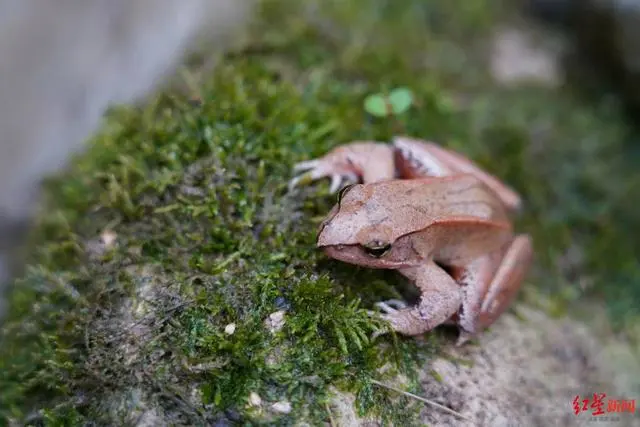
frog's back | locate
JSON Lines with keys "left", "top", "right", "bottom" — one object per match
{"left": 366, "top": 174, "right": 510, "bottom": 225}
{"left": 362, "top": 175, "right": 513, "bottom": 263}
{"left": 319, "top": 174, "right": 512, "bottom": 248}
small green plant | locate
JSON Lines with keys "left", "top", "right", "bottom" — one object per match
{"left": 364, "top": 87, "right": 414, "bottom": 118}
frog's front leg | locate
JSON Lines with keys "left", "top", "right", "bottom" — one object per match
{"left": 375, "top": 262, "right": 462, "bottom": 336}
{"left": 454, "top": 234, "right": 533, "bottom": 345}
{"left": 288, "top": 142, "right": 396, "bottom": 191}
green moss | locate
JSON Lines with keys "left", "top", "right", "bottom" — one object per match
{"left": 2, "top": 0, "right": 640, "bottom": 424}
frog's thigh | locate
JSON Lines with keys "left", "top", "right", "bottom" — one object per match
{"left": 387, "top": 263, "right": 462, "bottom": 335}
{"left": 459, "top": 234, "right": 533, "bottom": 334}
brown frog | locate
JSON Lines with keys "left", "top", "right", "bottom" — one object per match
{"left": 290, "top": 136, "right": 533, "bottom": 345}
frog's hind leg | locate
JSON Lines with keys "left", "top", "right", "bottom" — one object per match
{"left": 455, "top": 234, "right": 533, "bottom": 346}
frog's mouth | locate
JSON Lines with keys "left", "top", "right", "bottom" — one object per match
{"left": 320, "top": 244, "right": 391, "bottom": 268}
{"left": 319, "top": 243, "right": 409, "bottom": 269}
{"left": 319, "top": 244, "right": 358, "bottom": 263}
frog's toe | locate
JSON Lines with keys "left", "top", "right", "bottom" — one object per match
{"left": 374, "top": 302, "right": 398, "bottom": 314}
{"left": 292, "top": 159, "right": 321, "bottom": 172}
{"left": 329, "top": 174, "right": 344, "bottom": 193}
{"left": 371, "top": 328, "right": 389, "bottom": 340}
{"left": 287, "top": 174, "right": 308, "bottom": 191}
{"left": 287, "top": 167, "right": 327, "bottom": 191}
{"left": 367, "top": 309, "right": 388, "bottom": 322}
{"left": 375, "top": 299, "right": 408, "bottom": 313}
{"left": 289, "top": 160, "right": 339, "bottom": 191}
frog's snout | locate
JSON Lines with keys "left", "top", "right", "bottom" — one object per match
{"left": 316, "top": 204, "right": 340, "bottom": 246}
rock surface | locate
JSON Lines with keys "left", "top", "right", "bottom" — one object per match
{"left": 329, "top": 304, "right": 640, "bottom": 427}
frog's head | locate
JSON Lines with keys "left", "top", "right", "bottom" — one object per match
{"left": 316, "top": 183, "right": 422, "bottom": 269}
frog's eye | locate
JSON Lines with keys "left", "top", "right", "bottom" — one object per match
{"left": 363, "top": 241, "right": 392, "bottom": 257}
{"left": 337, "top": 183, "right": 356, "bottom": 203}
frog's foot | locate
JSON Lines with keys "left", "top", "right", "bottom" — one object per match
{"left": 288, "top": 142, "right": 396, "bottom": 191}
{"left": 369, "top": 297, "right": 462, "bottom": 339}
{"left": 289, "top": 158, "right": 359, "bottom": 193}
{"left": 369, "top": 299, "right": 459, "bottom": 337}
{"left": 367, "top": 300, "right": 408, "bottom": 339}
{"left": 373, "top": 263, "right": 462, "bottom": 336}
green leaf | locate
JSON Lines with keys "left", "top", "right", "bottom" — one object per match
{"left": 334, "top": 326, "right": 349, "bottom": 354}
{"left": 364, "top": 94, "right": 389, "bottom": 117}
{"left": 347, "top": 327, "right": 363, "bottom": 350}
{"left": 388, "top": 87, "right": 414, "bottom": 115}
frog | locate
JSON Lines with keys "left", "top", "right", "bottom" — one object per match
{"left": 289, "top": 136, "right": 533, "bottom": 345}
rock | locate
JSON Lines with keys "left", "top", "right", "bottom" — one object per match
{"left": 419, "top": 304, "right": 639, "bottom": 426}
{"left": 327, "top": 304, "right": 640, "bottom": 426}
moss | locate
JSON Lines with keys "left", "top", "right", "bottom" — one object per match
{"left": 1, "top": 0, "right": 640, "bottom": 424}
